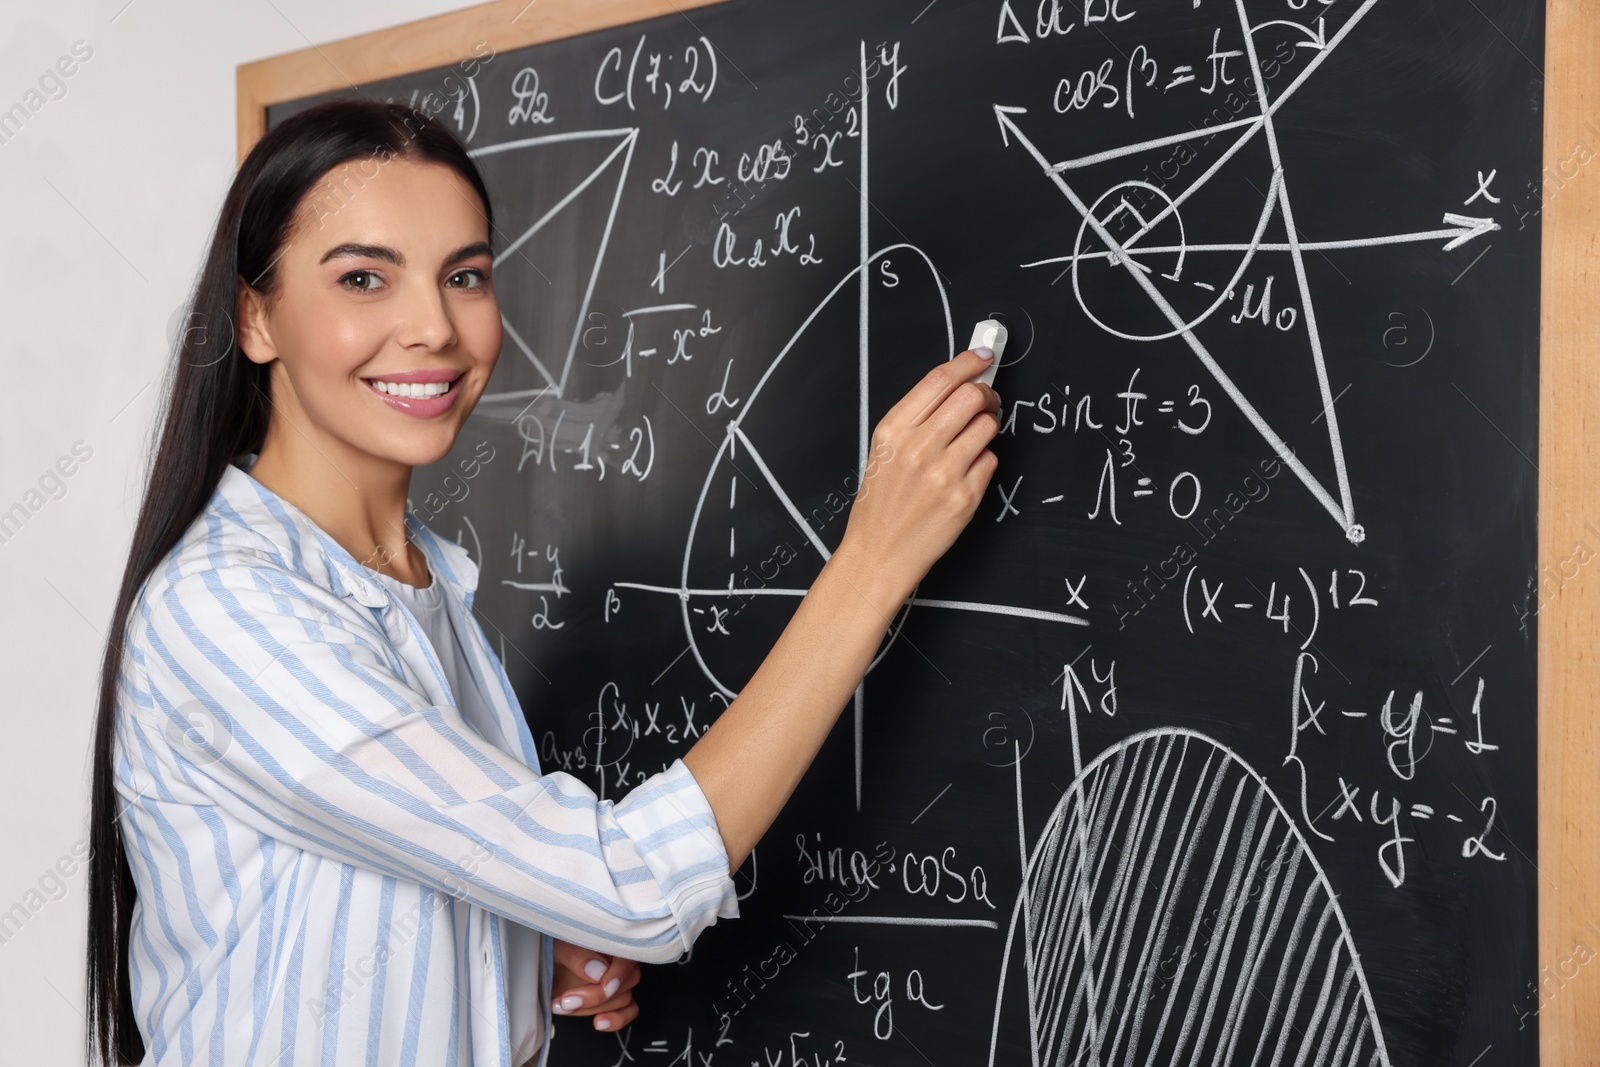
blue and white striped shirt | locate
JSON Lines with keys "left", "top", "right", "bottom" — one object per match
{"left": 113, "top": 452, "right": 739, "bottom": 1066}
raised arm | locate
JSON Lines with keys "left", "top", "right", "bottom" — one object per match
{"left": 682, "top": 347, "right": 1001, "bottom": 871}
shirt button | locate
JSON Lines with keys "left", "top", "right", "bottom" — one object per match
{"left": 482, "top": 945, "right": 492, "bottom": 971}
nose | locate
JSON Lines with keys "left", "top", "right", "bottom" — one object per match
{"left": 394, "top": 279, "right": 457, "bottom": 351}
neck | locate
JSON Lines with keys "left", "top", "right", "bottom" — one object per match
{"left": 244, "top": 434, "right": 427, "bottom": 587}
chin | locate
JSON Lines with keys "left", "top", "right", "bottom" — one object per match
{"left": 382, "top": 432, "right": 462, "bottom": 470}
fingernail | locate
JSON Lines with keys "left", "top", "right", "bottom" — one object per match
{"left": 974, "top": 345, "right": 995, "bottom": 361}
{"left": 560, "top": 994, "right": 584, "bottom": 1012}
{"left": 584, "top": 959, "right": 607, "bottom": 982}
{"left": 604, "top": 977, "right": 621, "bottom": 998}
{"left": 595, "top": 1018, "right": 613, "bottom": 1031}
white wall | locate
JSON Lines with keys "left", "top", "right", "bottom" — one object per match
{"left": 0, "top": 1, "right": 478, "bottom": 1057}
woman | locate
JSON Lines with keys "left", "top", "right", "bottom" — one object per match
{"left": 85, "top": 98, "right": 1000, "bottom": 1066}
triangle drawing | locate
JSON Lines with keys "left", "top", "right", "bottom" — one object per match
{"left": 469, "top": 128, "right": 639, "bottom": 405}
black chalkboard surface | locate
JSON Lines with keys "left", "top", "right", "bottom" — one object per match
{"left": 268, "top": 1, "right": 1544, "bottom": 1062}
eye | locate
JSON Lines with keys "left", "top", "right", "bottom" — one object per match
{"left": 447, "top": 268, "right": 489, "bottom": 291}
{"left": 339, "top": 270, "right": 384, "bottom": 293}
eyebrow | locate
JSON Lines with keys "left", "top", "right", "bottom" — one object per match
{"left": 318, "top": 240, "right": 492, "bottom": 269}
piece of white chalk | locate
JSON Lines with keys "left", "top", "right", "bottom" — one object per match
{"left": 966, "top": 319, "right": 1008, "bottom": 389}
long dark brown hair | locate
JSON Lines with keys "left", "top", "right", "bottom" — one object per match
{"left": 85, "top": 97, "right": 496, "bottom": 1065}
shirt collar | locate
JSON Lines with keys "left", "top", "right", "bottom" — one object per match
{"left": 213, "top": 452, "right": 482, "bottom": 607}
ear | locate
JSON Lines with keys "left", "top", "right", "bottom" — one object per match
{"left": 236, "top": 275, "right": 278, "bottom": 367}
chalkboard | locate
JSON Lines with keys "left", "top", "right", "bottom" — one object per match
{"left": 262, "top": 1, "right": 1547, "bottom": 1063}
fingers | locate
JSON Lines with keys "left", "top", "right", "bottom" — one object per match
{"left": 596, "top": 955, "right": 640, "bottom": 1002}
{"left": 550, "top": 939, "right": 607, "bottom": 985}
{"left": 591, "top": 996, "right": 640, "bottom": 1033}
{"left": 550, "top": 950, "right": 602, "bottom": 994}
{"left": 553, "top": 980, "right": 642, "bottom": 1032}
{"left": 551, "top": 951, "right": 643, "bottom": 1027}
{"left": 552, "top": 983, "right": 627, "bottom": 1015}
{"left": 920, "top": 378, "right": 1000, "bottom": 454}
{"left": 551, "top": 973, "right": 635, "bottom": 1014}
{"left": 950, "top": 417, "right": 1001, "bottom": 486}
{"left": 551, "top": 944, "right": 639, "bottom": 992}
{"left": 883, "top": 349, "right": 999, "bottom": 430}
{"left": 549, "top": 943, "right": 614, "bottom": 1014}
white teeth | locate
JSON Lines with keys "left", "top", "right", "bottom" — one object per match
{"left": 368, "top": 379, "right": 453, "bottom": 398}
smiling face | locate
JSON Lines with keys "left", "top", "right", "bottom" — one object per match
{"left": 237, "top": 153, "right": 502, "bottom": 473}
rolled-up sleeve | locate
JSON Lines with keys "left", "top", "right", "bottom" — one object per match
{"left": 126, "top": 555, "right": 739, "bottom": 964}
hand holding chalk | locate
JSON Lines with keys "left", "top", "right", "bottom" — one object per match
{"left": 832, "top": 335, "right": 1003, "bottom": 606}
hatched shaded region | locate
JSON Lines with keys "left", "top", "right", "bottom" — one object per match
{"left": 1003, "top": 729, "right": 1390, "bottom": 1067}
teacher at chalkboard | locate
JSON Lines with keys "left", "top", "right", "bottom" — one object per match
{"left": 82, "top": 99, "right": 1000, "bottom": 1067}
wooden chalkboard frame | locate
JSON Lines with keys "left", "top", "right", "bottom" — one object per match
{"left": 237, "top": 0, "right": 1598, "bottom": 1057}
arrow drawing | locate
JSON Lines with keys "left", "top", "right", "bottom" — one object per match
{"left": 1020, "top": 214, "right": 1500, "bottom": 268}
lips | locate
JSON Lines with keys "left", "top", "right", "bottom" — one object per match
{"left": 361, "top": 372, "right": 466, "bottom": 418}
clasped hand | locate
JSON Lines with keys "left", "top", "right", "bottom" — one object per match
{"left": 550, "top": 938, "right": 642, "bottom": 1032}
